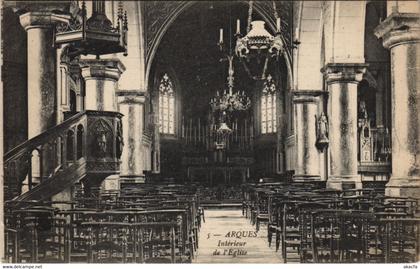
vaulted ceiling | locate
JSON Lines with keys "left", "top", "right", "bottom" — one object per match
{"left": 149, "top": 1, "right": 291, "bottom": 120}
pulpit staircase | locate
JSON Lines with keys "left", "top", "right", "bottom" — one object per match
{"left": 4, "top": 111, "right": 123, "bottom": 202}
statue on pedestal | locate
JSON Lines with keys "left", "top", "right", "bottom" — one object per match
{"left": 316, "top": 112, "right": 329, "bottom": 152}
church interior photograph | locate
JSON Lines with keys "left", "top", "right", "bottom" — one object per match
{"left": 1, "top": 0, "right": 420, "bottom": 264}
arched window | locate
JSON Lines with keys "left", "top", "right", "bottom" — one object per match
{"left": 158, "top": 73, "right": 175, "bottom": 134}
{"left": 261, "top": 74, "right": 277, "bottom": 134}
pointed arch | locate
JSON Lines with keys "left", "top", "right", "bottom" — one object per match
{"left": 145, "top": 1, "right": 293, "bottom": 92}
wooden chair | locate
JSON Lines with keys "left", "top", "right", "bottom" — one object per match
{"left": 364, "top": 211, "right": 407, "bottom": 263}
{"left": 311, "top": 210, "right": 374, "bottom": 263}
{"left": 36, "top": 216, "right": 68, "bottom": 263}
{"left": 282, "top": 200, "right": 303, "bottom": 263}
{"left": 81, "top": 222, "right": 134, "bottom": 263}
{"left": 267, "top": 193, "right": 283, "bottom": 248}
{"left": 57, "top": 208, "right": 98, "bottom": 262}
{"left": 137, "top": 222, "right": 180, "bottom": 263}
{"left": 379, "top": 218, "right": 420, "bottom": 263}
{"left": 272, "top": 198, "right": 284, "bottom": 252}
{"left": 135, "top": 209, "right": 193, "bottom": 260}
{"left": 12, "top": 206, "right": 57, "bottom": 263}
{"left": 255, "top": 190, "right": 271, "bottom": 232}
{"left": 5, "top": 228, "right": 18, "bottom": 263}
{"left": 297, "top": 202, "right": 329, "bottom": 263}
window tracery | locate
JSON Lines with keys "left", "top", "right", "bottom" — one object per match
{"left": 261, "top": 74, "right": 277, "bottom": 134}
{"left": 159, "top": 73, "right": 175, "bottom": 134}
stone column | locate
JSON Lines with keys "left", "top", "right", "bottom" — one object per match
{"left": 19, "top": 11, "right": 69, "bottom": 138}
{"left": 80, "top": 59, "right": 126, "bottom": 112}
{"left": 117, "top": 91, "right": 146, "bottom": 182}
{"left": 152, "top": 113, "right": 161, "bottom": 174}
{"left": 79, "top": 59, "right": 125, "bottom": 195}
{"left": 322, "top": 63, "right": 367, "bottom": 190}
{"left": 375, "top": 13, "right": 420, "bottom": 197}
{"left": 292, "top": 91, "right": 321, "bottom": 182}
{"left": 18, "top": 11, "right": 69, "bottom": 190}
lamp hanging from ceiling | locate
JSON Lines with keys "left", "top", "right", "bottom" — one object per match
{"left": 212, "top": 4, "right": 251, "bottom": 114}
{"left": 215, "top": 111, "right": 233, "bottom": 150}
{"left": 210, "top": 55, "right": 251, "bottom": 113}
{"left": 211, "top": 4, "right": 251, "bottom": 150}
{"left": 235, "top": 1, "right": 284, "bottom": 81}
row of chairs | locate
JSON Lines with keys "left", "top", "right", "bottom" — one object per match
{"left": 242, "top": 182, "right": 420, "bottom": 263}
{"left": 5, "top": 183, "right": 204, "bottom": 263}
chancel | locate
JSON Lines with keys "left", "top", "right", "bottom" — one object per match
{"left": 1, "top": 0, "right": 420, "bottom": 264}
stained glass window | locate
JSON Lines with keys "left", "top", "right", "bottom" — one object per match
{"left": 261, "top": 74, "right": 277, "bottom": 134}
{"left": 159, "top": 73, "right": 175, "bottom": 134}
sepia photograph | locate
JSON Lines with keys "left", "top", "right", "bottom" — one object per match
{"left": 0, "top": 0, "right": 419, "bottom": 265}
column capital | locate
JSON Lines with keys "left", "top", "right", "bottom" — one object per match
{"left": 13, "top": 1, "right": 72, "bottom": 31}
{"left": 292, "top": 90, "right": 324, "bottom": 103}
{"left": 19, "top": 11, "right": 70, "bottom": 31}
{"left": 117, "top": 90, "right": 147, "bottom": 105}
{"left": 80, "top": 59, "right": 126, "bottom": 81}
{"left": 375, "top": 12, "right": 420, "bottom": 49}
{"left": 321, "top": 63, "right": 368, "bottom": 84}
{"left": 11, "top": 1, "right": 73, "bottom": 13}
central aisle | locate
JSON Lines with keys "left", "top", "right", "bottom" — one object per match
{"left": 193, "top": 209, "right": 283, "bottom": 263}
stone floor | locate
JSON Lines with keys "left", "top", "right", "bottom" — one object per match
{"left": 193, "top": 209, "right": 283, "bottom": 263}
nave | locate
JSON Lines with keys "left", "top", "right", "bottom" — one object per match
{"left": 2, "top": 0, "right": 420, "bottom": 264}
{"left": 4, "top": 181, "right": 420, "bottom": 264}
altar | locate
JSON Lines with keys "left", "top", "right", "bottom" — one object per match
{"left": 183, "top": 156, "right": 254, "bottom": 186}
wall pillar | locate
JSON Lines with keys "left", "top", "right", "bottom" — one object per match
{"left": 375, "top": 12, "right": 420, "bottom": 198}
{"left": 117, "top": 91, "right": 146, "bottom": 182}
{"left": 323, "top": 63, "right": 367, "bottom": 190}
{"left": 80, "top": 59, "right": 126, "bottom": 112}
{"left": 292, "top": 91, "right": 321, "bottom": 182}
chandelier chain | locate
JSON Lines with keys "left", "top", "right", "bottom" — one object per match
{"left": 272, "top": 1, "right": 279, "bottom": 20}
{"left": 247, "top": 1, "right": 253, "bottom": 33}
{"left": 227, "top": 56, "right": 234, "bottom": 93}
{"left": 229, "top": 4, "right": 233, "bottom": 54}
{"left": 118, "top": 0, "right": 124, "bottom": 18}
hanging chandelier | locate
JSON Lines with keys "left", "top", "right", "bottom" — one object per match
{"left": 211, "top": 3, "right": 251, "bottom": 151}
{"left": 212, "top": 5, "right": 251, "bottom": 113}
{"left": 210, "top": 56, "right": 251, "bottom": 113}
{"left": 235, "top": 1, "right": 284, "bottom": 80}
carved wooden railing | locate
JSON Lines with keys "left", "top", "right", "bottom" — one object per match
{"left": 4, "top": 110, "right": 123, "bottom": 201}
{"left": 358, "top": 126, "right": 392, "bottom": 176}
{"left": 359, "top": 126, "right": 391, "bottom": 163}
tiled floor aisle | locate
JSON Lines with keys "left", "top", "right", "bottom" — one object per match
{"left": 193, "top": 209, "right": 283, "bottom": 263}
